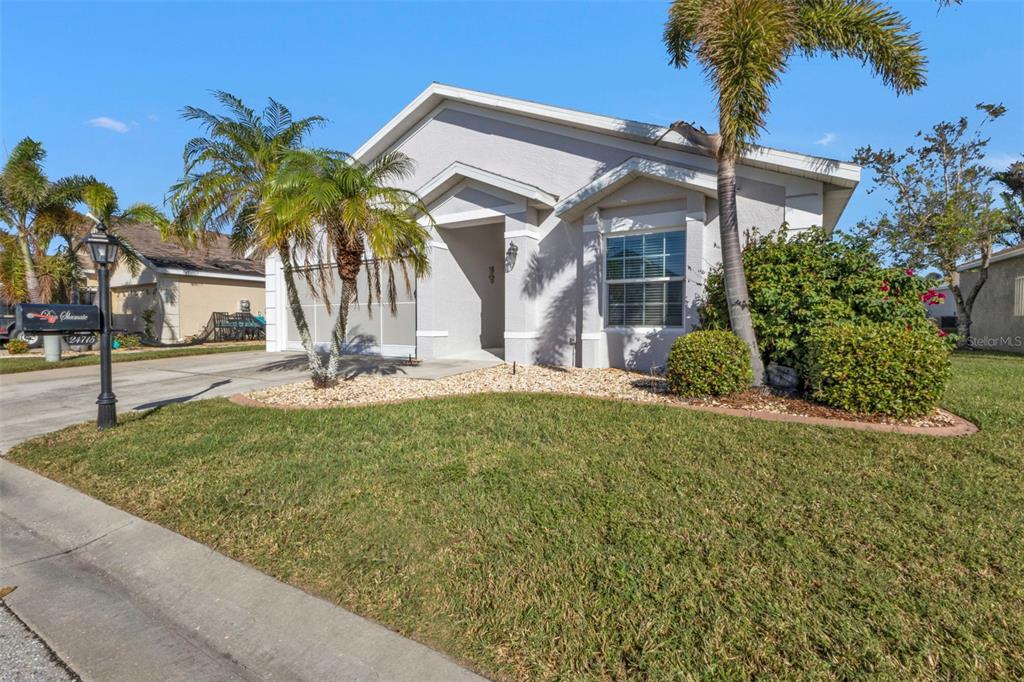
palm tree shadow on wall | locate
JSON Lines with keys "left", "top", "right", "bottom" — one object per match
{"left": 522, "top": 227, "right": 600, "bottom": 367}
{"left": 119, "top": 285, "right": 173, "bottom": 339}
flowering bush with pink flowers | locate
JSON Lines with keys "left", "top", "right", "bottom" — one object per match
{"left": 921, "top": 288, "right": 947, "bottom": 306}
{"left": 701, "top": 228, "right": 933, "bottom": 372}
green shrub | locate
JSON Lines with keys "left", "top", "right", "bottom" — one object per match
{"left": 805, "top": 321, "right": 952, "bottom": 418}
{"left": 667, "top": 330, "right": 753, "bottom": 397}
{"left": 6, "top": 338, "right": 29, "bottom": 354}
{"left": 701, "top": 228, "right": 930, "bottom": 372}
{"left": 114, "top": 333, "right": 142, "bottom": 349}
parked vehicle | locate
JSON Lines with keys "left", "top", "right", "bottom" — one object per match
{"left": 0, "top": 304, "right": 41, "bottom": 348}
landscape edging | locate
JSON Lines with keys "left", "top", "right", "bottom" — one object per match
{"left": 228, "top": 392, "right": 979, "bottom": 437}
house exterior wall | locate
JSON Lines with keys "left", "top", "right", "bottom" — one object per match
{"left": 175, "top": 276, "right": 266, "bottom": 339}
{"left": 111, "top": 283, "right": 171, "bottom": 339}
{"left": 267, "top": 261, "right": 416, "bottom": 356}
{"left": 267, "top": 98, "right": 840, "bottom": 370}
{"left": 959, "top": 257, "right": 1024, "bottom": 353}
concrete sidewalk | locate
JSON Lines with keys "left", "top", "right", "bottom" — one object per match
{"left": 0, "top": 460, "right": 485, "bottom": 681}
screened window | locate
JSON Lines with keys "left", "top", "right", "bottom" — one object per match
{"left": 606, "top": 230, "right": 684, "bottom": 327}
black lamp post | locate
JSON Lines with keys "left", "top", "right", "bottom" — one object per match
{"left": 84, "top": 222, "right": 120, "bottom": 429}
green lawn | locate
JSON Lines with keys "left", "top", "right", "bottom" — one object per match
{"left": 8, "top": 354, "right": 1023, "bottom": 679}
{"left": 0, "top": 342, "right": 263, "bottom": 374}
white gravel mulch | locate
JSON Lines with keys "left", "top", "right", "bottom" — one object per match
{"left": 246, "top": 363, "right": 956, "bottom": 429}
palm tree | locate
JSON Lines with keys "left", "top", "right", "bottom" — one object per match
{"left": 0, "top": 137, "right": 94, "bottom": 303}
{"left": 168, "top": 92, "right": 333, "bottom": 384}
{"left": 664, "top": 0, "right": 926, "bottom": 385}
{"left": 78, "top": 180, "right": 171, "bottom": 280}
{"left": 267, "top": 149, "right": 432, "bottom": 379}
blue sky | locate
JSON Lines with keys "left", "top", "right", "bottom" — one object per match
{"left": 2, "top": 1, "right": 1022, "bottom": 233}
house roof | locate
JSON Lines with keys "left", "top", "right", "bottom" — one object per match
{"left": 555, "top": 157, "right": 717, "bottom": 220}
{"left": 353, "top": 83, "right": 861, "bottom": 189}
{"left": 99, "top": 223, "right": 264, "bottom": 279}
{"left": 416, "top": 162, "right": 559, "bottom": 209}
{"left": 958, "top": 243, "right": 1024, "bottom": 271}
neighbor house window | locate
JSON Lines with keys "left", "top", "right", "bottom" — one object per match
{"left": 1014, "top": 276, "right": 1024, "bottom": 317}
{"left": 606, "top": 230, "right": 684, "bottom": 327}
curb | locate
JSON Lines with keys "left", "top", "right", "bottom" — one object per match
{"left": 0, "top": 460, "right": 485, "bottom": 682}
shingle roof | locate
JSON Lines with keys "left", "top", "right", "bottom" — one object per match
{"left": 103, "top": 223, "right": 264, "bottom": 277}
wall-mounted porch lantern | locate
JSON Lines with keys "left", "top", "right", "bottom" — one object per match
{"left": 504, "top": 241, "right": 518, "bottom": 273}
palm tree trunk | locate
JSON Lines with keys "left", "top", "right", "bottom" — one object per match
{"left": 278, "top": 243, "right": 332, "bottom": 387}
{"left": 717, "top": 155, "right": 766, "bottom": 386}
{"left": 18, "top": 232, "right": 41, "bottom": 303}
{"left": 325, "top": 280, "right": 356, "bottom": 379}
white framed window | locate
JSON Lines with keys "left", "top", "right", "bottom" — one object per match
{"left": 606, "top": 229, "right": 685, "bottom": 327}
{"left": 1014, "top": 275, "right": 1024, "bottom": 317}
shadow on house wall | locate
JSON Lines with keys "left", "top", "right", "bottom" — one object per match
{"left": 522, "top": 223, "right": 602, "bottom": 367}
{"left": 116, "top": 285, "right": 177, "bottom": 340}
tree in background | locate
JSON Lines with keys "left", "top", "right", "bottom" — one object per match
{"left": 663, "top": 0, "right": 925, "bottom": 385}
{"left": 854, "top": 104, "right": 1012, "bottom": 347}
{"left": 168, "top": 92, "right": 337, "bottom": 385}
{"left": 0, "top": 138, "right": 94, "bottom": 303}
{"left": 267, "top": 149, "right": 431, "bottom": 379}
{"left": 993, "top": 159, "right": 1024, "bottom": 247}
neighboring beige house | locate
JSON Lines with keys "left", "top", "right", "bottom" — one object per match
{"left": 955, "top": 244, "right": 1024, "bottom": 353}
{"left": 82, "top": 224, "right": 265, "bottom": 342}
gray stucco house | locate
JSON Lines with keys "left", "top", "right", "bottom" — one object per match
{"left": 264, "top": 83, "right": 861, "bottom": 369}
{"left": 953, "top": 245, "right": 1024, "bottom": 353}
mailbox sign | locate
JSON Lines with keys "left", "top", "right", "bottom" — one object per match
{"left": 16, "top": 304, "right": 101, "bottom": 333}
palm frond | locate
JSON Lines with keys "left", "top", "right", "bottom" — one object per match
{"left": 796, "top": 0, "right": 926, "bottom": 96}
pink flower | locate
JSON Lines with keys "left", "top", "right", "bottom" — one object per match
{"left": 905, "top": 268, "right": 915, "bottom": 277}
{"left": 880, "top": 281, "right": 890, "bottom": 293}
{"left": 938, "top": 329, "right": 949, "bottom": 338}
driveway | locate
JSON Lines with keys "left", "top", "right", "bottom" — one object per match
{"left": 0, "top": 350, "right": 502, "bottom": 453}
{"left": 0, "top": 350, "right": 309, "bottom": 452}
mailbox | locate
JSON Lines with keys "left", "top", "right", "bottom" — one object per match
{"left": 16, "top": 304, "right": 102, "bottom": 333}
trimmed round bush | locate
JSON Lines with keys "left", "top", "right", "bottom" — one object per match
{"left": 667, "top": 330, "right": 753, "bottom": 397}
{"left": 6, "top": 338, "right": 29, "bottom": 354}
{"left": 805, "top": 321, "right": 951, "bottom": 418}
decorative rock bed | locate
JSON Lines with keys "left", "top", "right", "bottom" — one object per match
{"left": 238, "top": 363, "right": 978, "bottom": 436}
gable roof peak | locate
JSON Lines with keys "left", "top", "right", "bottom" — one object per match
{"left": 354, "top": 82, "right": 860, "bottom": 189}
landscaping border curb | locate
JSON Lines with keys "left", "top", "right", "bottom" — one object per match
{"left": 228, "top": 391, "right": 979, "bottom": 437}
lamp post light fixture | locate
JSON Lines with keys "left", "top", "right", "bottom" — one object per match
{"left": 84, "top": 221, "right": 120, "bottom": 429}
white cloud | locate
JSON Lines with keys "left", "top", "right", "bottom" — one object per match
{"left": 983, "top": 152, "right": 1022, "bottom": 170}
{"left": 815, "top": 132, "right": 837, "bottom": 146}
{"left": 87, "top": 116, "right": 130, "bottom": 133}
{"left": 147, "top": 113, "right": 159, "bottom": 122}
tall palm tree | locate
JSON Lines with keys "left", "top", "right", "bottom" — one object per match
{"left": 267, "top": 149, "right": 432, "bottom": 379}
{"left": 664, "top": 0, "right": 926, "bottom": 385}
{"left": 168, "top": 92, "right": 333, "bottom": 384}
{"left": 0, "top": 137, "right": 94, "bottom": 303}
